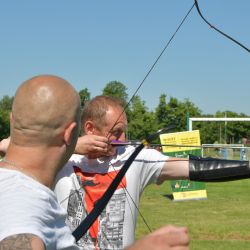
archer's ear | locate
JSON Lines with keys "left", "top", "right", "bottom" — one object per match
{"left": 84, "top": 121, "right": 95, "bottom": 135}
{"left": 64, "top": 122, "right": 78, "bottom": 146}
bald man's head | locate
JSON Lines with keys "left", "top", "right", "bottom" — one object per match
{"left": 11, "top": 75, "right": 81, "bottom": 147}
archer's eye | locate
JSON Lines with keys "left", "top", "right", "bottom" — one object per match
{"left": 110, "top": 129, "right": 124, "bottom": 140}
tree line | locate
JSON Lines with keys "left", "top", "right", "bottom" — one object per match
{"left": 1, "top": 81, "right": 250, "bottom": 144}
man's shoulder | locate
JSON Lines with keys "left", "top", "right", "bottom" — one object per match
{"left": 69, "top": 153, "right": 86, "bottom": 163}
{"left": 55, "top": 154, "right": 87, "bottom": 181}
{"left": 137, "top": 147, "right": 168, "bottom": 159}
{"left": 63, "top": 154, "right": 87, "bottom": 169}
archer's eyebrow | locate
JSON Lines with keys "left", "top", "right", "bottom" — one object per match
{"left": 110, "top": 123, "right": 127, "bottom": 132}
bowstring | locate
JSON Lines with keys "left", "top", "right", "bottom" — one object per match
{"left": 106, "top": 2, "right": 195, "bottom": 139}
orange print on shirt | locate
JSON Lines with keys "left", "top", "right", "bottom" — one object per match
{"left": 73, "top": 166, "right": 127, "bottom": 240}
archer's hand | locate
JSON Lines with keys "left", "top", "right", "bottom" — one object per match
{"left": 0, "top": 137, "right": 10, "bottom": 157}
{"left": 127, "top": 225, "right": 190, "bottom": 250}
{"left": 74, "top": 135, "right": 115, "bottom": 158}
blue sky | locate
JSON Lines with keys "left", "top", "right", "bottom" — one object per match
{"left": 0, "top": 0, "right": 249, "bottom": 115}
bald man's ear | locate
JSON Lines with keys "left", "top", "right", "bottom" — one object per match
{"left": 64, "top": 122, "right": 78, "bottom": 146}
{"left": 84, "top": 121, "right": 95, "bottom": 135}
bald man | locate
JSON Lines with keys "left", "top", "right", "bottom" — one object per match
{"left": 0, "top": 75, "right": 81, "bottom": 249}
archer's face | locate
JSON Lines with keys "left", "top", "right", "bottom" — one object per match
{"left": 96, "top": 106, "right": 128, "bottom": 142}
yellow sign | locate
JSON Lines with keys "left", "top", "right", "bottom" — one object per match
{"left": 160, "top": 130, "right": 201, "bottom": 153}
{"left": 160, "top": 130, "right": 207, "bottom": 201}
{"left": 173, "top": 189, "right": 207, "bottom": 201}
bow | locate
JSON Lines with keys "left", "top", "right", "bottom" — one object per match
{"left": 72, "top": 0, "right": 249, "bottom": 241}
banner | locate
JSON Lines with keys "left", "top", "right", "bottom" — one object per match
{"left": 160, "top": 130, "right": 207, "bottom": 201}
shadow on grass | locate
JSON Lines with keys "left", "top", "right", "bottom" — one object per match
{"left": 162, "top": 193, "right": 173, "bottom": 200}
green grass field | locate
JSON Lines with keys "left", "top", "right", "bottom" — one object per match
{"left": 136, "top": 179, "right": 250, "bottom": 249}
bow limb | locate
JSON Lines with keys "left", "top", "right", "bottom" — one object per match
{"left": 194, "top": 0, "right": 250, "bottom": 53}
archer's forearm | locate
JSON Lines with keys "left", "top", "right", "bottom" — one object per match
{"left": 189, "top": 155, "right": 250, "bottom": 182}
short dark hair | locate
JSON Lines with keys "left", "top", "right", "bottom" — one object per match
{"left": 81, "top": 95, "right": 125, "bottom": 130}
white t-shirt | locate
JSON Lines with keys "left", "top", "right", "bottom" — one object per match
{"left": 0, "top": 168, "right": 80, "bottom": 250}
{"left": 54, "top": 146, "right": 168, "bottom": 250}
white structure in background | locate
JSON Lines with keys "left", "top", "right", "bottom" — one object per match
{"left": 189, "top": 117, "right": 250, "bottom": 160}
